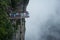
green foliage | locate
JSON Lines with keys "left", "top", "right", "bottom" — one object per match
{"left": 0, "top": 0, "right": 13, "bottom": 40}
{"left": 0, "top": 0, "right": 29, "bottom": 40}
{"left": 0, "top": 0, "right": 23, "bottom": 40}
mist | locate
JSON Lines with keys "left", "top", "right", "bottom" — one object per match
{"left": 25, "top": 0, "right": 60, "bottom": 40}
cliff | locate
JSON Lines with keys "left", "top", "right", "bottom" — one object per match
{"left": 0, "top": 0, "right": 29, "bottom": 40}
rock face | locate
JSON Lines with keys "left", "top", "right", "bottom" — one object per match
{"left": 9, "top": 0, "right": 29, "bottom": 40}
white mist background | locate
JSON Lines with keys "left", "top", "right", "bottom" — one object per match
{"left": 25, "top": 0, "right": 60, "bottom": 40}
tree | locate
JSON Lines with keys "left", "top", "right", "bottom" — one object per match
{"left": 0, "top": 0, "right": 13, "bottom": 40}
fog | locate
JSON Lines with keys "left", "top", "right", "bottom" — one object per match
{"left": 25, "top": 0, "right": 60, "bottom": 40}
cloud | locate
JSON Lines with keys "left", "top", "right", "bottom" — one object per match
{"left": 25, "top": 0, "right": 60, "bottom": 40}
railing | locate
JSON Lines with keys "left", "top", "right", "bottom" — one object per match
{"left": 9, "top": 11, "right": 29, "bottom": 19}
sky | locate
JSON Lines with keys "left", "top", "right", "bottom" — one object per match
{"left": 25, "top": 0, "right": 60, "bottom": 40}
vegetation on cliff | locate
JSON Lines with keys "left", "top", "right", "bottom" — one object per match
{"left": 0, "top": 0, "right": 13, "bottom": 40}
{"left": 0, "top": 0, "right": 29, "bottom": 40}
